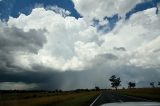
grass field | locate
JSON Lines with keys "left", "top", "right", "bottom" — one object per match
{"left": 0, "top": 91, "right": 100, "bottom": 106}
{"left": 110, "top": 88, "right": 160, "bottom": 102}
{"left": 1, "top": 88, "right": 159, "bottom": 106}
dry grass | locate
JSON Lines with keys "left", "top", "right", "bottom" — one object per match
{"left": 110, "top": 88, "right": 160, "bottom": 101}
{"left": 0, "top": 91, "right": 100, "bottom": 106}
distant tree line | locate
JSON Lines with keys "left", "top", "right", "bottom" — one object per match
{"left": 150, "top": 82, "right": 160, "bottom": 88}
{"left": 109, "top": 75, "right": 160, "bottom": 90}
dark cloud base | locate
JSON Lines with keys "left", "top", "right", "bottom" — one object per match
{"left": 1, "top": 64, "right": 160, "bottom": 90}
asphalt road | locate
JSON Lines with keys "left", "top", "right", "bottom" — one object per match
{"left": 90, "top": 91, "right": 151, "bottom": 106}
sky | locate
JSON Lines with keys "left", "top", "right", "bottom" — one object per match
{"left": 0, "top": 0, "right": 160, "bottom": 90}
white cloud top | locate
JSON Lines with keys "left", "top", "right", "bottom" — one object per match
{"left": 73, "top": 0, "right": 143, "bottom": 21}
{"left": 4, "top": 6, "right": 159, "bottom": 72}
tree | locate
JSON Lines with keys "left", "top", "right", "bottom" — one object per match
{"left": 150, "top": 82, "right": 155, "bottom": 88}
{"left": 95, "top": 86, "right": 100, "bottom": 91}
{"left": 158, "top": 82, "right": 160, "bottom": 86}
{"left": 128, "top": 82, "right": 136, "bottom": 88}
{"left": 109, "top": 75, "right": 121, "bottom": 90}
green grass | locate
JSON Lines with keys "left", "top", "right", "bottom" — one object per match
{"left": 109, "top": 88, "right": 160, "bottom": 101}
{"left": 0, "top": 91, "right": 100, "bottom": 106}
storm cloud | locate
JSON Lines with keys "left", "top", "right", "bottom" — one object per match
{"left": 0, "top": 22, "right": 46, "bottom": 72}
{"left": 0, "top": 1, "right": 160, "bottom": 90}
{"left": 1, "top": 63, "right": 160, "bottom": 90}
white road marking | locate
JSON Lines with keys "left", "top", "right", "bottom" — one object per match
{"left": 90, "top": 93, "right": 102, "bottom": 106}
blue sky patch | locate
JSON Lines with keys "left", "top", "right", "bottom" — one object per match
{"left": 126, "top": 0, "right": 160, "bottom": 19}
{"left": 0, "top": 0, "right": 81, "bottom": 20}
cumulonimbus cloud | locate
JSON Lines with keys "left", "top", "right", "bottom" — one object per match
{"left": 4, "top": 6, "right": 160, "bottom": 74}
{"left": 0, "top": 3, "right": 160, "bottom": 90}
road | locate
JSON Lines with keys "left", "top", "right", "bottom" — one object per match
{"left": 90, "top": 91, "right": 151, "bottom": 106}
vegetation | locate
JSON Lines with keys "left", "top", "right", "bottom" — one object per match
{"left": 0, "top": 91, "right": 100, "bottom": 106}
{"left": 95, "top": 86, "right": 100, "bottom": 91}
{"left": 128, "top": 82, "right": 136, "bottom": 88}
{"left": 150, "top": 82, "right": 155, "bottom": 88}
{"left": 109, "top": 75, "right": 121, "bottom": 90}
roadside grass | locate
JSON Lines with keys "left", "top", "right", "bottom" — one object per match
{"left": 0, "top": 91, "right": 100, "bottom": 106}
{"left": 109, "top": 88, "right": 160, "bottom": 102}
{"left": 0, "top": 92, "right": 56, "bottom": 101}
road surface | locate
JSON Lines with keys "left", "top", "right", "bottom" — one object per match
{"left": 90, "top": 91, "right": 151, "bottom": 106}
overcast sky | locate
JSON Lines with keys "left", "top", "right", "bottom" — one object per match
{"left": 0, "top": 0, "right": 160, "bottom": 90}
